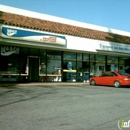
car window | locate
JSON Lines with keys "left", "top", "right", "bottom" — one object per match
{"left": 105, "top": 72, "right": 111, "bottom": 76}
{"left": 106, "top": 72, "right": 117, "bottom": 76}
{"left": 111, "top": 72, "right": 118, "bottom": 76}
{"left": 101, "top": 72, "right": 117, "bottom": 76}
{"left": 118, "top": 71, "right": 130, "bottom": 76}
{"left": 101, "top": 72, "right": 109, "bottom": 76}
{"left": 101, "top": 72, "right": 105, "bottom": 76}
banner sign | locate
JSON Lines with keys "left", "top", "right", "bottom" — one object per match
{"left": 1, "top": 25, "right": 66, "bottom": 46}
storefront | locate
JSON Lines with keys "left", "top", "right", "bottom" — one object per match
{"left": 0, "top": 5, "right": 130, "bottom": 83}
{"left": 0, "top": 33, "right": 130, "bottom": 83}
{"left": 0, "top": 45, "right": 130, "bottom": 82}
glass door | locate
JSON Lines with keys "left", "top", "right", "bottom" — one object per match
{"left": 63, "top": 52, "right": 76, "bottom": 82}
{"left": 29, "top": 57, "right": 39, "bottom": 82}
{"left": 107, "top": 56, "right": 118, "bottom": 71}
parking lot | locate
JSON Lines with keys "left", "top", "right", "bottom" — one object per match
{"left": 0, "top": 84, "right": 130, "bottom": 130}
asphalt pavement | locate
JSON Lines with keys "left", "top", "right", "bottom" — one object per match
{"left": 0, "top": 83, "right": 130, "bottom": 130}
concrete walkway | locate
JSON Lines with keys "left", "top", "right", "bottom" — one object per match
{"left": 0, "top": 82, "right": 89, "bottom": 87}
{"left": 18, "top": 82, "right": 89, "bottom": 86}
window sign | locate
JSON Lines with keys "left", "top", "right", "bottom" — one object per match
{"left": 64, "top": 54, "right": 76, "bottom": 59}
{"left": 63, "top": 52, "right": 76, "bottom": 60}
{"left": 47, "top": 54, "right": 61, "bottom": 59}
{"left": 1, "top": 46, "right": 19, "bottom": 56}
{"left": 47, "top": 51, "right": 61, "bottom": 59}
{"left": 107, "top": 56, "right": 118, "bottom": 64}
{"left": 96, "top": 55, "right": 105, "bottom": 63}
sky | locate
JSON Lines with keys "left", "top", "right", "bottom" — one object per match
{"left": 0, "top": 0, "right": 130, "bottom": 32}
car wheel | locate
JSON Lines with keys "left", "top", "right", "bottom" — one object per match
{"left": 114, "top": 81, "right": 120, "bottom": 88}
{"left": 90, "top": 80, "right": 96, "bottom": 85}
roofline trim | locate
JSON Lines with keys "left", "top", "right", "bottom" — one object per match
{"left": 0, "top": 4, "right": 130, "bottom": 37}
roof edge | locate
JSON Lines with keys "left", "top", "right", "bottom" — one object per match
{"left": 0, "top": 4, "right": 130, "bottom": 37}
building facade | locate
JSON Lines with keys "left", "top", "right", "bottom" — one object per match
{"left": 0, "top": 5, "right": 130, "bottom": 83}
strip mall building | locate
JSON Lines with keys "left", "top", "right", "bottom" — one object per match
{"left": 0, "top": 4, "right": 130, "bottom": 83}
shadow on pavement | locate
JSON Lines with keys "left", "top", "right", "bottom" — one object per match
{"left": 0, "top": 89, "right": 57, "bottom": 108}
{"left": 0, "top": 83, "right": 18, "bottom": 89}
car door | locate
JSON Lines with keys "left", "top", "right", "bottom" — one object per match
{"left": 97, "top": 72, "right": 109, "bottom": 85}
{"left": 107, "top": 72, "right": 118, "bottom": 85}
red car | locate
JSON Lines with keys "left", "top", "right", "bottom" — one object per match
{"left": 89, "top": 71, "right": 130, "bottom": 88}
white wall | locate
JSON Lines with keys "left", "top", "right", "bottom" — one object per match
{"left": 66, "top": 35, "right": 130, "bottom": 55}
{"left": 66, "top": 36, "right": 98, "bottom": 52}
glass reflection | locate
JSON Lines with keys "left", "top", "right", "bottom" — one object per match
{"left": 47, "top": 50, "right": 61, "bottom": 82}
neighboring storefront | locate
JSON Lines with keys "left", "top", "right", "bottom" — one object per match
{"left": 0, "top": 5, "right": 130, "bottom": 83}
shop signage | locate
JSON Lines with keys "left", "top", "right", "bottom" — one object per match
{"left": 1, "top": 25, "right": 66, "bottom": 46}
{"left": 1, "top": 46, "right": 19, "bottom": 56}
{"left": 47, "top": 54, "right": 61, "bottom": 59}
{"left": 98, "top": 43, "right": 130, "bottom": 53}
{"left": 64, "top": 54, "right": 76, "bottom": 59}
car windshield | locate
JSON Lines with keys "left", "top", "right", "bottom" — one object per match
{"left": 118, "top": 71, "right": 130, "bottom": 76}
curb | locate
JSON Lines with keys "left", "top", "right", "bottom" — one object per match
{"left": 18, "top": 82, "right": 89, "bottom": 86}
{"left": 0, "top": 82, "right": 89, "bottom": 87}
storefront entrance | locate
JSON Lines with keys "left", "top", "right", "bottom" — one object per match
{"left": 29, "top": 57, "right": 39, "bottom": 82}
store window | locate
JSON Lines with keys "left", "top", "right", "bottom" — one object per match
{"left": 63, "top": 52, "right": 76, "bottom": 82}
{"left": 19, "top": 47, "right": 29, "bottom": 82}
{"left": 83, "top": 54, "right": 90, "bottom": 82}
{"left": 96, "top": 55, "right": 105, "bottom": 63}
{"left": 95, "top": 55, "right": 105, "bottom": 76}
{"left": 90, "top": 54, "right": 96, "bottom": 76}
{"left": 119, "top": 57, "right": 125, "bottom": 72}
{"left": 39, "top": 50, "right": 46, "bottom": 82}
{"left": 47, "top": 50, "right": 61, "bottom": 82}
{"left": 77, "top": 53, "right": 82, "bottom": 61}
{"left": 90, "top": 54, "right": 95, "bottom": 62}
{"left": 77, "top": 53, "right": 82, "bottom": 82}
{"left": 107, "top": 56, "right": 118, "bottom": 71}
{"left": 0, "top": 45, "right": 20, "bottom": 82}
{"left": 119, "top": 57, "right": 130, "bottom": 72}
{"left": 83, "top": 54, "right": 89, "bottom": 61}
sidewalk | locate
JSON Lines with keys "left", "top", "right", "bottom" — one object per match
{"left": 18, "top": 82, "right": 89, "bottom": 86}
{"left": 0, "top": 82, "right": 89, "bottom": 87}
